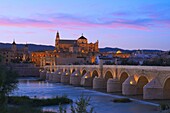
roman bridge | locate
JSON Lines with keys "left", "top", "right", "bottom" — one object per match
{"left": 40, "top": 64, "right": 170, "bottom": 100}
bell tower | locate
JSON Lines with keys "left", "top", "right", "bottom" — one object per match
{"left": 12, "top": 39, "right": 17, "bottom": 53}
{"left": 55, "top": 31, "right": 60, "bottom": 49}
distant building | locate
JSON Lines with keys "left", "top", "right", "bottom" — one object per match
{"left": 100, "top": 50, "right": 130, "bottom": 59}
{"left": 98, "top": 50, "right": 131, "bottom": 65}
{"left": 32, "top": 32, "right": 99, "bottom": 67}
{"left": 0, "top": 40, "right": 30, "bottom": 64}
{"left": 127, "top": 50, "right": 161, "bottom": 65}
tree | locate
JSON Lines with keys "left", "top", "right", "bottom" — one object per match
{"left": 70, "top": 95, "right": 94, "bottom": 113}
{"left": 59, "top": 94, "right": 95, "bottom": 113}
{"left": 0, "top": 56, "right": 18, "bottom": 111}
{"left": 0, "top": 55, "right": 2, "bottom": 63}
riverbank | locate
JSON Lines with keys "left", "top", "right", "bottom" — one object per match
{"left": 4, "top": 106, "right": 56, "bottom": 113}
{"left": 3, "top": 95, "right": 72, "bottom": 113}
{"left": 8, "top": 96, "right": 72, "bottom": 107}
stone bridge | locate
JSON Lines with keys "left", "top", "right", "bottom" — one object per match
{"left": 40, "top": 64, "right": 170, "bottom": 100}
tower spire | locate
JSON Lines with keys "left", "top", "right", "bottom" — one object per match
{"left": 56, "top": 31, "right": 60, "bottom": 40}
{"left": 12, "top": 39, "right": 16, "bottom": 45}
{"left": 55, "top": 31, "right": 60, "bottom": 49}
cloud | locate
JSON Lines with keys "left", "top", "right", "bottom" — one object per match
{"left": 0, "top": 17, "right": 53, "bottom": 28}
{"left": 0, "top": 30, "right": 35, "bottom": 34}
{"left": 0, "top": 11, "right": 170, "bottom": 31}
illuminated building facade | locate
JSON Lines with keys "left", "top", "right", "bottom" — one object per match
{"left": 0, "top": 41, "right": 30, "bottom": 64}
{"left": 32, "top": 32, "right": 99, "bottom": 67}
{"left": 55, "top": 32, "right": 99, "bottom": 53}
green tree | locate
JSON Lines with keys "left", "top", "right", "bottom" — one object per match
{"left": 70, "top": 95, "right": 94, "bottom": 113}
{"left": 59, "top": 94, "right": 95, "bottom": 113}
{"left": 0, "top": 55, "right": 2, "bottom": 63}
{"left": 0, "top": 56, "right": 18, "bottom": 111}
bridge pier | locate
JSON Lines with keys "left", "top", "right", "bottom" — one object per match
{"left": 122, "top": 76, "right": 137, "bottom": 95}
{"left": 144, "top": 78, "right": 163, "bottom": 99}
{"left": 40, "top": 70, "right": 46, "bottom": 80}
{"left": 52, "top": 69, "right": 62, "bottom": 82}
{"left": 46, "top": 72, "right": 52, "bottom": 81}
{"left": 70, "top": 71, "right": 82, "bottom": 86}
{"left": 61, "top": 71, "right": 70, "bottom": 84}
{"left": 107, "top": 79, "right": 121, "bottom": 93}
{"left": 93, "top": 77, "right": 107, "bottom": 90}
{"left": 123, "top": 75, "right": 149, "bottom": 96}
{"left": 49, "top": 72, "right": 54, "bottom": 81}
{"left": 81, "top": 71, "right": 93, "bottom": 87}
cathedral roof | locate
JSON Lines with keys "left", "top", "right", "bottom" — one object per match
{"left": 78, "top": 35, "right": 87, "bottom": 40}
{"left": 59, "top": 40, "right": 77, "bottom": 44}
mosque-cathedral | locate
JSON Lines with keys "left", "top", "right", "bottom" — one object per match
{"left": 31, "top": 32, "right": 99, "bottom": 67}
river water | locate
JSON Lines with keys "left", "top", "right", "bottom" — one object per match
{"left": 11, "top": 78, "right": 160, "bottom": 113}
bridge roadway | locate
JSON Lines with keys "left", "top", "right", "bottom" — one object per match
{"left": 40, "top": 64, "right": 170, "bottom": 99}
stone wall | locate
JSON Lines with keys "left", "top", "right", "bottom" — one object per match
{"left": 10, "top": 63, "right": 40, "bottom": 77}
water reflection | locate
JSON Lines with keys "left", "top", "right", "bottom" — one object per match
{"left": 12, "top": 78, "right": 158, "bottom": 113}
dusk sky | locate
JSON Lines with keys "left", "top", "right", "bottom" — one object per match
{"left": 0, "top": 0, "right": 170, "bottom": 50}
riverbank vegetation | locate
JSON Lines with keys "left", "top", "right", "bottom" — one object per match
{"left": 59, "top": 94, "right": 95, "bottom": 113}
{"left": 113, "top": 98, "right": 132, "bottom": 103}
{"left": 159, "top": 103, "right": 170, "bottom": 111}
{"left": 0, "top": 56, "right": 19, "bottom": 112}
{"left": 8, "top": 96, "right": 73, "bottom": 107}
{"left": 5, "top": 106, "right": 55, "bottom": 113}
{"left": 5, "top": 95, "right": 72, "bottom": 113}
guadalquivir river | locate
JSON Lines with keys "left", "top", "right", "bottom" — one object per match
{"left": 11, "top": 78, "right": 159, "bottom": 113}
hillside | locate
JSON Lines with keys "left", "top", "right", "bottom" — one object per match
{"left": 0, "top": 42, "right": 54, "bottom": 51}
{"left": 0, "top": 42, "right": 164, "bottom": 53}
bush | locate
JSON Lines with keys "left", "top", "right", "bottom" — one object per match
{"left": 8, "top": 96, "right": 73, "bottom": 107}
{"left": 0, "top": 61, "right": 18, "bottom": 110}
{"left": 159, "top": 104, "right": 170, "bottom": 111}
{"left": 113, "top": 98, "right": 132, "bottom": 103}
{"left": 70, "top": 95, "right": 94, "bottom": 113}
{"left": 5, "top": 106, "right": 55, "bottom": 113}
{"left": 59, "top": 94, "right": 95, "bottom": 113}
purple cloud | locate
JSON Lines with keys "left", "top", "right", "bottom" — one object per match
{"left": 0, "top": 11, "right": 170, "bottom": 31}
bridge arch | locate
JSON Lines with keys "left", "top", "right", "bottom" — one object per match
{"left": 104, "top": 71, "right": 113, "bottom": 80}
{"left": 52, "top": 69, "right": 55, "bottom": 72}
{"left": 91, "top": 70, "right": 99, "bottom": 78}
{"left": 163, "top": 77, "right": 170, "bottom": 99}
{"left": 136, "top": 76, "right": 149, "bottom": 94}
{"left": 82, "top": 70, "right": 87, "bottom": 76}
{"left": 72, "top": 69, "right": 76, "bottom": 74}
{"left": 64, "top": 69, "right": 67, "bottom": 72}
{"left": 119, "top": 72, "right": 129, "bottom": 84}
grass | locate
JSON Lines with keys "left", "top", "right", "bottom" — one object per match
{"left": 8, "top": 96, "right": 73, "bottom": 107}
{"left": 159, "top": 103, "right": 170, "bottom": 111}
{"left": 3, "top": 106, "right": 56, "bottom": 113}
{"left": 113, "top": 98, "right": 132, "bottom": 103}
